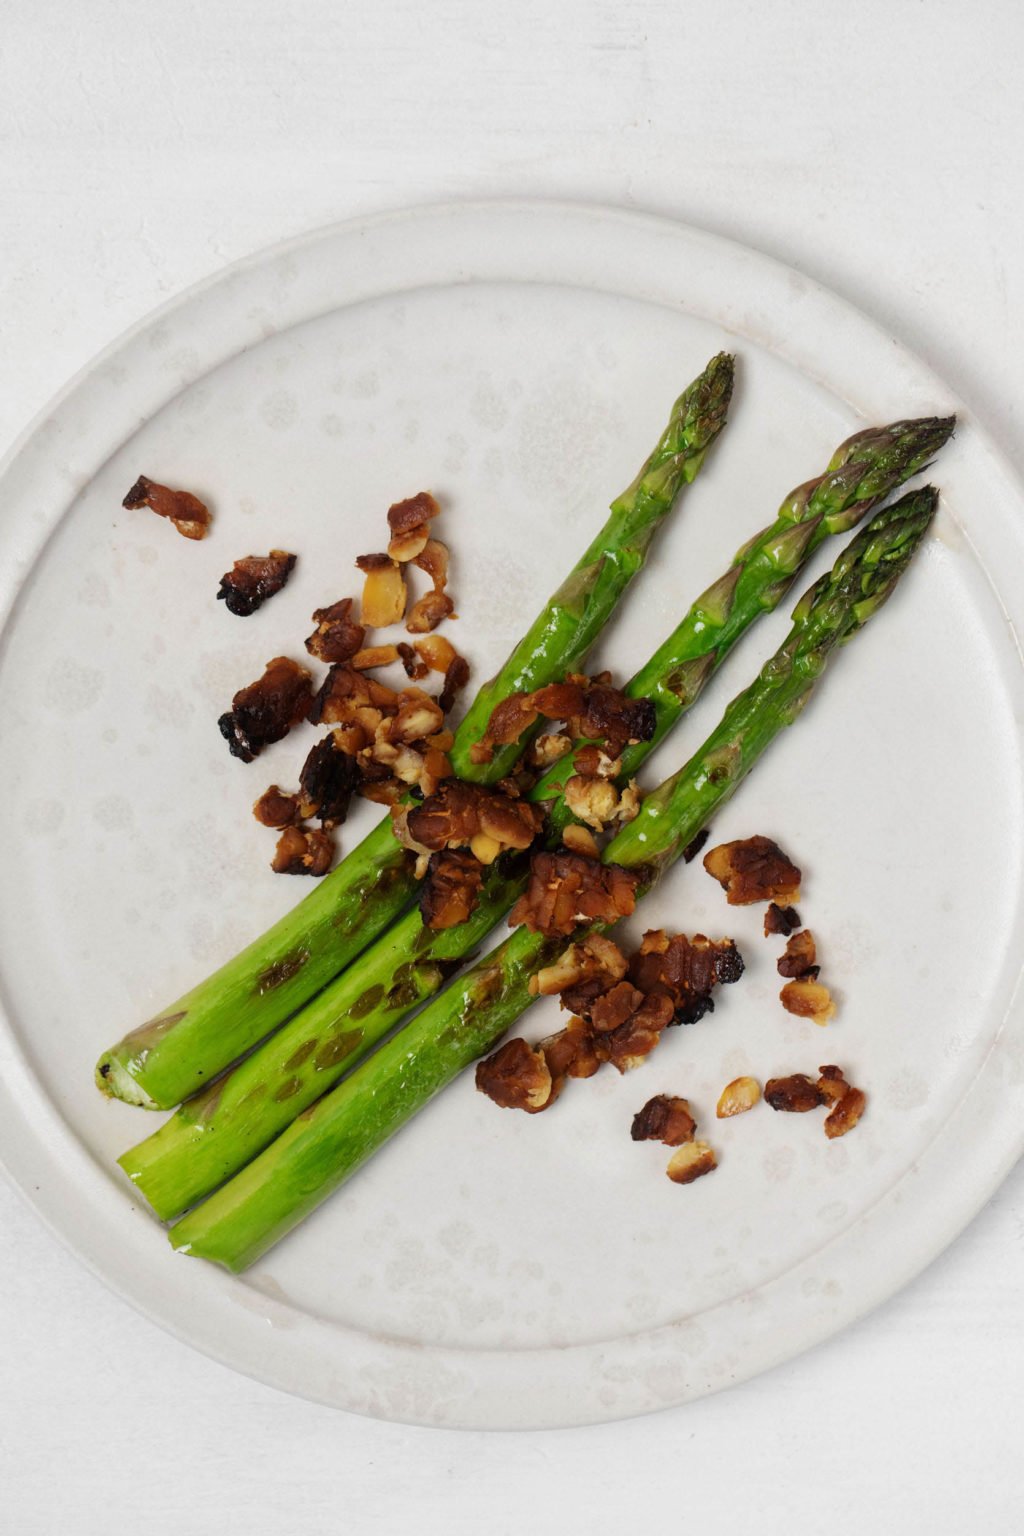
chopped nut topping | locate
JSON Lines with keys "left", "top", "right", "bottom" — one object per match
{"left": 218, "top": 656, "right": 314, "bottom": 762}
{"left": 627, "top": 931, "right": 744, "bottom": 1024}
{"left": 703, "top": 835, "right": 802, "bottom": 906}
{"left": 716, "top": 1075, "right": 762, "bottom": 1117}
{"left": 602, "top": 993, "right": 675, "bottom": 1072}
{"left": 413, "top": 537, "right": 450, "bottom": 591}
{"left": 305, "top": 598, "right": 366, "bottom": 665}
{"left": 307, "top": 664, "right": 399, "bottom": 727}
{"left": 297, "top": 735, "right": 359, "bottom": 826}
{"left": 540, "top": 1018, "right": 602, "bottom": 1080}
{"left": 475, "top": 1037, "right": 559, "bottom": 1113}
{"left": 271, "top": 825, "right": 334, "bottom": 876}
{"left": 590, "top": 981, "right": 645, "bottom": 1034}
{"left": 825, "top": 1085, "right": 866, "bottom": 1139}
{"left": 413, "top": 634, "right": 458, "bottom": 674}
{"left": 764, "top": 902, "right": 801, "bottom": 937}
{"left": 407, "top": 589, "right": 455, "bottom": 633}
{"left": 528, "top": 732, "right": 574, "bottom": 769}
{"left": 358, "top": 555, "right": 407, "bottom": 627}
{"left": 122, "top": 474, "right": 211, "bottom": 540}
{"left": 562, "top": 824, "right": 600, "bottom": 859}
{"left": 816, "top": 1064, "right": 848, "bottom": 1104}
{"left": 438, "top": 654, "right": 470, "bottom": 715}
{"left": 631, "top": 1094, "right": 697, "bottom": 1146}
{"left": 352, "top": 644, "right": 401, "bottom": 670}
{"left": 469, "top": 832, "right": 502, "bottom": 864}
{"left": 530, "top": 934, "right": 628, "bottom": 997}
{"left": 576, "top": 686, "right": 656, "bottom": 754}
{"left": 252, "top": 785, "right": 301, "bottom": 829}
{"left": 396, "top": 641, "right": 429, "bottom": 680}
{"left": 377, "top": 689, "right": 446, "bottom": 746}
{"left": 572, "top": 744, "right": 619, "bottom": 778}
{"left": 666, "top": 1140, "right": 717, "bottom": 1184}
{"left": 777, "top": 929, "right": 818, "bottom": 978}
{"left": 764, "top": 1073, "right": 827, "bottom": 1113}
{"left": 780, "top": 977, "right": 836, "bottom": 1026}
{"left": 564, "top": 774, "right": 621, "bottom": 830}
{"left": 387, "top": 491, "right": 440, "bottom": 563}
{"left": 406, "top": 780, "right": 542, "bottom": 855}
{"left": 420, "top": 849, "right": 485, "bottom": 929}
{"left": 217, "top": 550, "right": 296, "bottom": 616}
{"left": 507, "top": 851, "right": 641, "bottom": 937}
{"left": 473, "top": 674, "right": 656, "bottom": 766}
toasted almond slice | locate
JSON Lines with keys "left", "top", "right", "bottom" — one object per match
{"left": 563, "top": 824, "right": 600, "bottom": 859}
{"left": 414, "top": 634, "right": 458, "bottom": 673}
{"left": 351, "top": 644, "right": 401, "bottom": 670}
{"left": 666, "top": 1140, "right": 717, "bottom": 1185}
{"left": 360, "top": 559, "right": 407, "bottom": 627}
{"left": 716, "top": 1075, "right": 762, "bottom": 1118}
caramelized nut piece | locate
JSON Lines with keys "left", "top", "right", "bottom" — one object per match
{"left": 541, "top": 1018, "right": 602, "bottom": 1080}
{"left": 218, "top": 656, "right": 314, "bottom": 762}
{"left": 387, "top": 490, "right": 440, "bottom": 538}
{"left": 389, "top": 525, "right": 430, "bottom": 562}
{"left": 420, "top": 849, "right": 484, "bottom": 930}
{"left": 716, "top": 1075, "right": 762, "bottom": 1118}
{"left": 703, "top": 835, "right": 801, "bottom": 906}
{"left": 122, "top": 474, "right": 211, "bottom": 540}
{"left": 630, "top": 1094, "right": 696, "bottom": 1146}
{"left": 358, "top": 555, "right": 407, "bottom": 627}
{"left": 414, "top": 634, "right": 458, "bottom": 674}
{"left": 252, "top": 785, "right": 301, "bottom": 829}
{"left": 825, "top": 1086, "right": 866, "bottom": 1139}
{"left": 530, "top": 934, "right": 628, "bottom": 996}
{"left": 297, "top": 735, "right": 359, "bottom": 826}
{"left": 528, "top": 732, "right": 573, "bottom": 769}
{"left": 469, "top": 832, "right": 502, "bottom": 865}
{"left": 590, "top": 981, "right": 645, "bottom": 1034}
{"left": 438, "top": 655, "right": 470, "bottom": 715}
{"left": 764, "top": 1073, "right": 826, "bottom": 1113}
{"left": 352, "top": 645, "right": 401, "bottom": 670}
{"left": 305, "top": 598, "right": 366, "bottom": 665}
{"left": 816, "top": 1064, "right": 849, "bottom": 1104}
{"left": 666, "top": 1140, "right": 717, "bottom": 1184}
{"left": 396, "top": 641, "right": 429, "bottom": 680}
{"left": 271, "top": 825, "right": 334, "bottom": 876}
{"left": 407, "top": 589, "right": 455, "bottom": 633}
{"left": 217, "top": 550, "right": 296, "bottom": 616}
{"left": 508, "top": 851, "right": 641, "bottom": 938}
{"left": 562, "top": 824, "right": 600, "bottom": 859}
{"left": 413, "top": 537, "right": 450, "bottom": 592}
{"left": 764, "top": 902, "right": 801, "bottom": 937}
{"left": 777, "top": 929, "right": 818, "bottom": 978}
{"left": 564, "top": 774, "right": 621, "bottom": 831}
{"left": 603, "top": 993, "right": 674, "bottom": 1072}
{"left": 475, "top": 1037, "right": 559, "bottom": 1113}
{"left": 780, "top": 977, "right": 836, "bottom": 1026}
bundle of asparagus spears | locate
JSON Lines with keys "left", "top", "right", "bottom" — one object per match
{"left": 97, "top": 351, "right": 954, "bottom": 1272}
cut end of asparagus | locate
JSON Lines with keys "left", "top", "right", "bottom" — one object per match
{"left": 95, "top": 1053, "right": 159, "bottom": 1110}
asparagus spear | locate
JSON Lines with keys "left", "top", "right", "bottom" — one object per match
{"left": 169, "top": 488, "right": 938, "bottom": 1270}
{"left": 96, "top": 354, "right": 734, "bottom": 1110}
{"left": 121, "top": 418, "right": 953, "bottom": 1217}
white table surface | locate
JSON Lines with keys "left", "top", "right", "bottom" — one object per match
{"left": 2, "top": 2, "right": 1022, "bottom": 1529}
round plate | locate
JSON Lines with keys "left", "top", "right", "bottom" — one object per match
{"left": 1, "top": 201, "right": 1022, "bottom": 1429}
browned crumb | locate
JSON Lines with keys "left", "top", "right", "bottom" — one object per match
{"left": 666, "top": 1140, "right": 717, "bottom": 1184}
{"left": 475, "top": 1037, "right": 559, "bottom": 1113}
{"left": 777, "top": 929, "right": 818, "bottom": 979}
{"left": 702, "top": 835, "right": 802, "bottom": 906}
{"left": 123, "top": 475, "right": 211, "bottom": 540}
{"left": 438, "top": 655, "right": 470, "bottom": 715}
{"left": 305, "top": 598, "right": 366, "bottom": 664}
{"left": 780, "top": 977, "right": 836, "bottom": 1026}
{"left": 217, "top": 550, "right": 296, "bottom": 616}
{"left": 764, "top": 1073, "right": 827, "bottom": 1113}
{"left": 252, "top": 785, "right": 301, "bottom": 829}
{"left": 764, "top": 902, "right": 801, "bottom": 937}
{"left": 271, "top": 825, "right": 334, "bottom": 876}
{"left": 218, "top": 656, "right": 313, "bottom": 762}
{"left": 630, "top": 1094, "right": 697, "bottom": 1146}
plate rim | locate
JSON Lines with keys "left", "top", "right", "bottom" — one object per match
{"left": 1, "top": 196, "right": 1023, "bottom": 1429}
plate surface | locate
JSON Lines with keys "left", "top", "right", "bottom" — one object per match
{"left": 1, "top": 201, "right": 1022, "bottom": 1429}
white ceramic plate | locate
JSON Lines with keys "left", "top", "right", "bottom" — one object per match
{"left": 1, "top": 202, "right": 1022, "bottom": 1429}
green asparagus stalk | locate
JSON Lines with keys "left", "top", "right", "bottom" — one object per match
{"left": 96, "top": 355, "right": 734, "bottom": 1110}
{"left": 121, "top": 418, "right": 953, "bottom": 1217}
{"left": 170, "top": 488, "right": 938, "bottom": 1270}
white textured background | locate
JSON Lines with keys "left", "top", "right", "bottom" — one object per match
{"left": 2, "top": 1, "right": 1022, "bottom": 1531}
